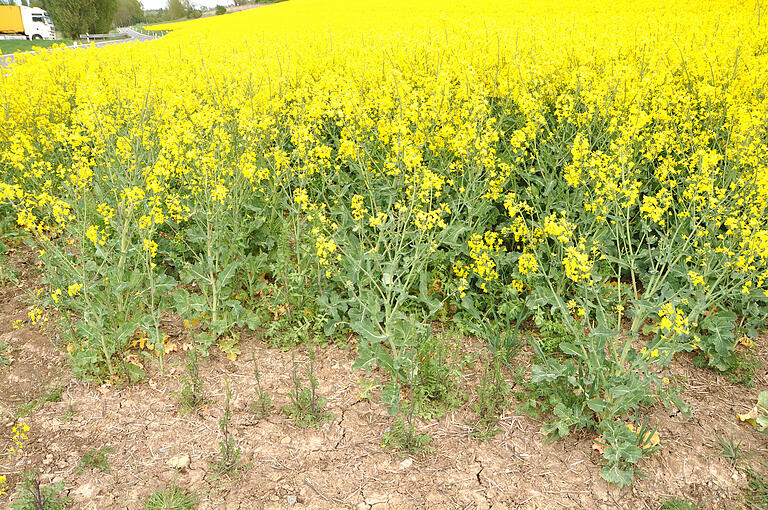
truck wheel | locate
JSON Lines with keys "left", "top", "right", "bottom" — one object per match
{"left": 31, "top": 34, "right": 43, "bottom": 40}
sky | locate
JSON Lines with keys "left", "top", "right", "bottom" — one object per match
{"left": 139, "top": 0, "right": 233, "bottom": 11}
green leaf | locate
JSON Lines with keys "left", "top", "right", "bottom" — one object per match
{"left": 351, "top": 319, "right": 387, "bottom": 345}
{"left": 621, "top": 445, "right": 643, "bottom": 463}
{"left": 603, "top": 445, "right": 623, "bottom": 463}
{"left": 600, "top": 420, "right": 634, "bottom": 445}
{"left": 587, "top": 397, "right": 610, "bottom": 414}
{"left": 381, "top": 382, "right": 400, "bottom": 416}
{"left": 600, "top": 465, "right": 634, "bottom": 487}
{"left": 700, "top": 310, "right": 737, "bottom": 370}
{"left": 757, "top": 415, "right": 768, "bottom": 433}
{"left": 541, "top": 419, "right": 570, "bottom": 438}
{"left": 558, "top": 342, "right": 583, "bottom": 359}
{"left": 531, "top": 359, "right": 566, "bottom": 383}
{"left": 665, "top": 390, "right": 692, "bottom": 419}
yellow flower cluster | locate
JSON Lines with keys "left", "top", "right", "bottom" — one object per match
{"left": 368, "top": 212, "right": 388, "bottom": 228}
{"left": 517, "top": 253, "right": 539, "bottom": 276}
{"left": 562, "top": 243, "right": 593, "bottom": 283}
{"left": 467, "top": 231, "right": 504, "bottom": 292}
{"left": 544, "top": 213, "right": 575, "bottom": 244}
{"left": 315, "top": 234, "right": 338, "bottom": 267}
{"left": 658, "top": 303, "right": 690, "bottom": 340}
{"left": 351, "top": 195, "right": 368, "bottom": 222}
{"left": 8, "top": 422, "right": 29, "bottom": 454}
{"left": 67, "top": 283, "right": 83, "bottom": 297}
{"left": 143, "top": 238, "right": 159, "bottom": 259}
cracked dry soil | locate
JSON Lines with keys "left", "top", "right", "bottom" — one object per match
{"left": 0, "top": 251, "right": 767, "bottom": 509}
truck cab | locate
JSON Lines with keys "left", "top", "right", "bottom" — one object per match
{"left": 0, "top": 5, "right": 56, "bottom": 40}
{"left": 21, "top": 7, "right": 55, "bottom": 40}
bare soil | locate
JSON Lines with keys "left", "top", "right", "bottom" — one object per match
{"left": 0, "top": 248, "right": 766, "bottom": 510}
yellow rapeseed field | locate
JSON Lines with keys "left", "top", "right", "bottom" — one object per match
{"left": 1, "top": 0, "right": 767, "bottom": 483}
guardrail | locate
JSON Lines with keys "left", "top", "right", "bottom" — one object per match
{"left": 82, "top": 33, "right": 126, "bottom": 42}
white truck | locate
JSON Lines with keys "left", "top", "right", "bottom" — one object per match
{"left": 0, "top": 5, "right": 56, "bottom": 40}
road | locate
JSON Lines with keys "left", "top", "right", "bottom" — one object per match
{"left": 0, "top": 27, "right": 162, "bottom": 67}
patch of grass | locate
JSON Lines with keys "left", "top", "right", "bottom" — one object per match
{"left": 283, "top": 347, "right": 333, "bottom": 428}
{"left": 16, "top": 386, "right": 63, "bottom": 418}
{"left": 382, "top": 417, "right": 433, "bottom": 455}
{"left": 660, "top": 498, "right": 699, "bottom": 510}
{"left": 0, "top": 39, "right": 72, "bottom": 55}
{"left": 143, "top": 485, "right": 197, "bottom": 510}
{"left": 410, "top": 331, "right": 462, "bottom": 420}
{"left": 470, "top": 352, "right": 510, "bottom": 439}
{"left": 714, "top": 429, "right": 744, "bottom": 466}
{"left": 176, "top": 349, "right": 205, "bottom": 413}
{"left": 532, "top": 313, "right": 571, "bottom": 358}
{"left": 742, "top": 463, "right": 768, "bottom": 509}
{"left": 76, "top": 446, "right": 112, "bottom": 474}
{"left": 211, "top": 380, "right": 243, "bottom": 474}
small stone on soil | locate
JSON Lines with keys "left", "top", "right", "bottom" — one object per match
{"left": 166, "top": 453, "right": 190, "bottom": 470}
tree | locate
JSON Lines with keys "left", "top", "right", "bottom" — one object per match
{"left": 215, "top": 4, "right": 225, "bottom": 14}
{"left": 113, "top": 0, "right": 143, "bottom": 26}
{"left": 47, "top": 0, "right": 117, "bottom": 38}
{"left": 47, "top": 0, "right": 96, "bottom": 38}
{"left": 88, "top": 0, "right": 116, "bottom": 32}
{"left": 166, "top": 0, "right": 184, "bottom": 20}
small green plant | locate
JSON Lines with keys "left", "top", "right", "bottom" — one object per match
{"left": 595, "top": 417, "right": 660, "bottom": 487}
{"left": 46, "top": 386, "right": 62, "bottom": 402}
{"left": 410, "top": 331, "right": 462, "bottom": 420}
{"left": 470, "top": 352, "right": 510, "bottom": 439}
{"left": 382, "top": 416, "right": 433, "bottom": 455}
{"left": 10, "top": 470, "right": 70, "bottom": 510}
{"left": 59, "top": 405, "right": 75, "bottom": 423}
{"left": 16, "top": 387, "right": 62, "bottom": 418}
{"left": 742, "top": 463, "right": 768, "bottom": 509}
{"left": 382, "top": 340, "right": 434, "bottom": 455}
{"left": 358, "top": 376, "right": 381, "bottom": 401}
{"left": 714, "top": 428, "right": 744, "bottom": 466}
{"left": 212, "top": 380, "right": 242, "bottom": 474}
{"left": 0, "top": 342, "right": 12, "bottom": 366}
{"left": 283, "top": 347, "right": 333, "bottom": 428}
{"left": 466, "top": 295, "right": 527, "bottom": 364}
{"left": 660, "top": 498, "right": 698, "bottom": 510}
{"left": 176, "top": 348, "right": 205, "bottom": 413}
{"left": 247, "top": 348, "right": 271, "bottom": 417}
{"left": 143, "top": 485, "right": 198, "bottom": 510}
{"left": 76, "top": 446, "right": 112, "bottom": 474}
{"left": 533, "top": 314, "right": 570, "bottom": 357}
{"left": 694, "top": 351, "right": 759, "bottom": 387}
